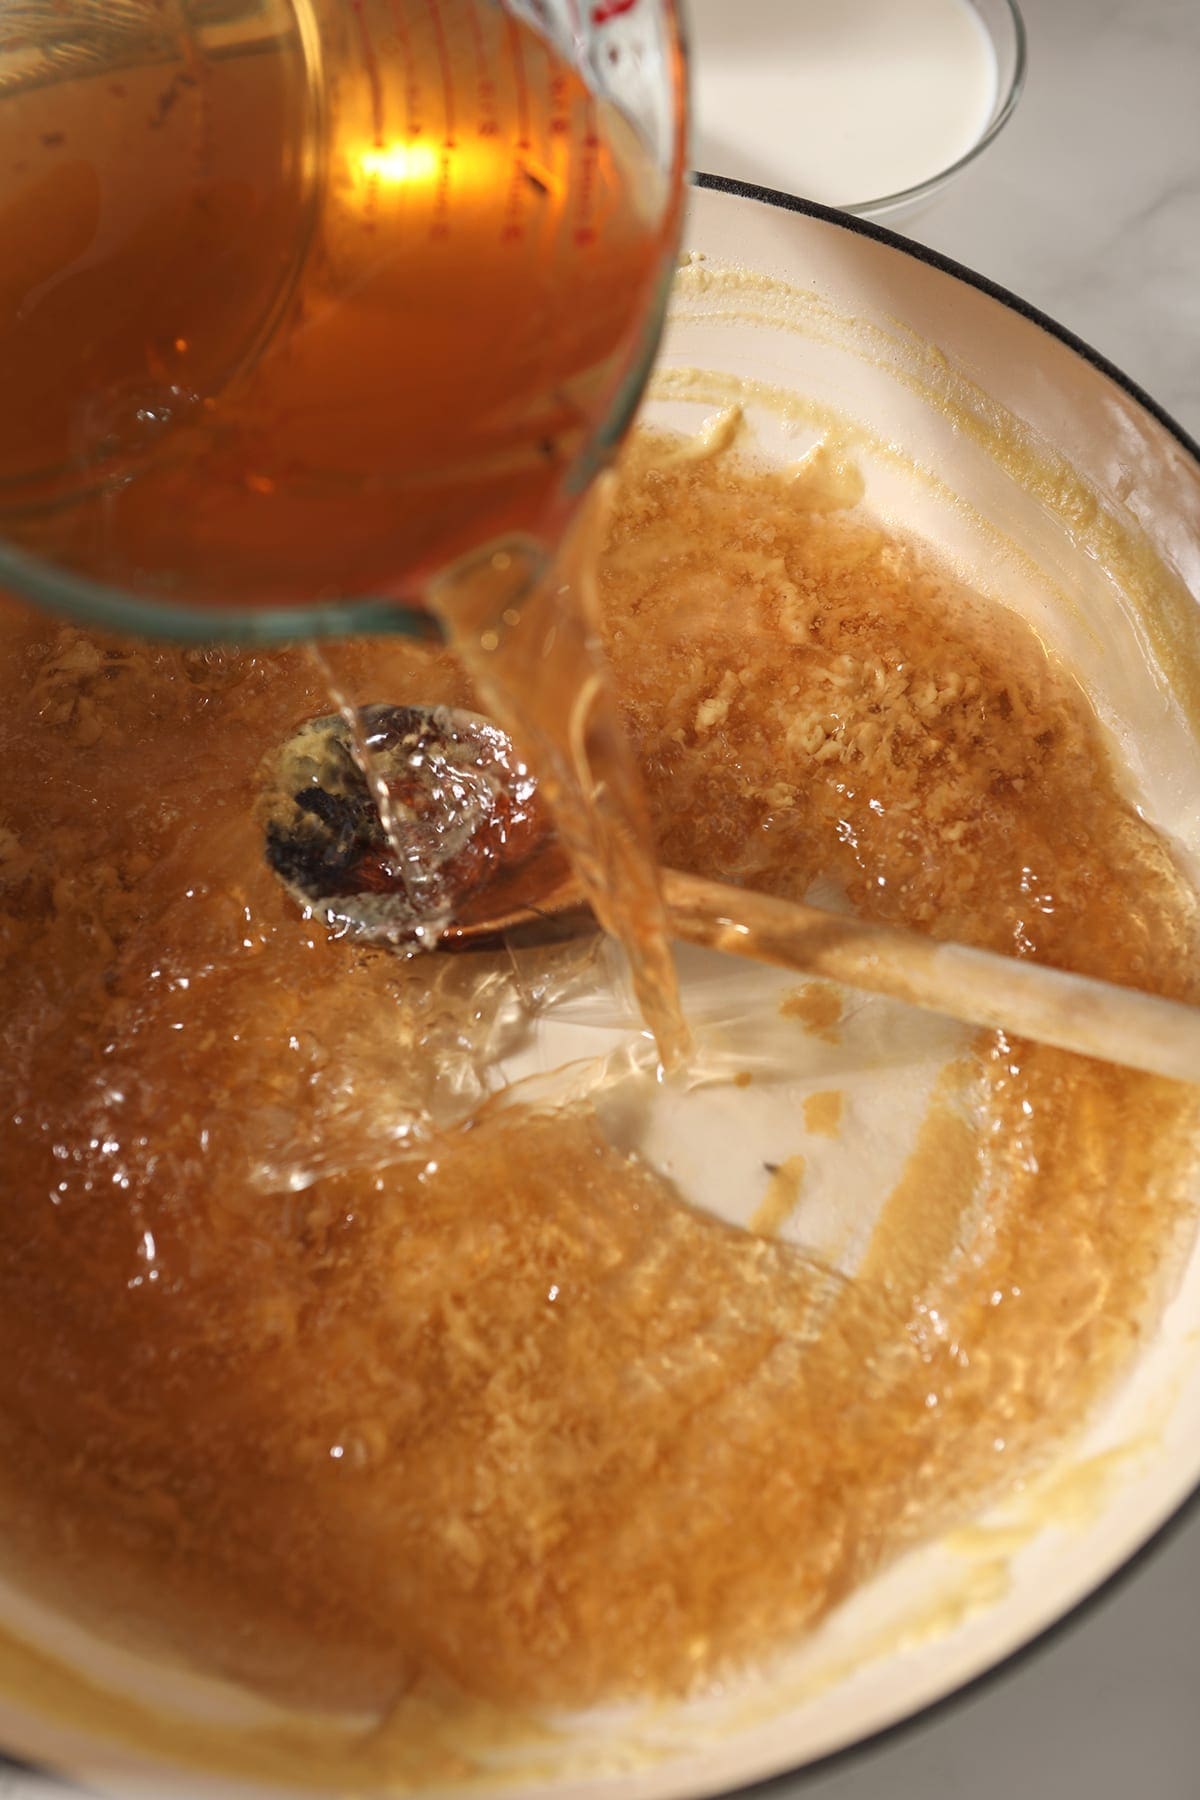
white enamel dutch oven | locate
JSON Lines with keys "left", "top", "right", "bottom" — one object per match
{"left": 2, "top": 176, "right": 1200, "bottom": 1800}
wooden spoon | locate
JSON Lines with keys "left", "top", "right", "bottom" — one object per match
{"left": 259, "top": 704, "right": 1200, "bottom": 1085}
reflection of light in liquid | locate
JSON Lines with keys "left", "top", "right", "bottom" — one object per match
{"left": 351, "top": 138, "right": 562, "bottom": 204}
{"left": 357, "top": 141, "right": 441, "bottom": 185}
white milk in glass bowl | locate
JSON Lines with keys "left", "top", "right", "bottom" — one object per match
{"left": 689, "top": 0, "right": 1026, "bottom": 221}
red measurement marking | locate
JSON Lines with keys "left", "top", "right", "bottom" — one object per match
{"left": 464, "top": 3, "right": 500, "bottom": 137}
{"left": 431, "top": 147, "right": 452, "bottom": 238}
{"left": 464, "top": 0, "right": 489, "bottom": 92}
{"left": 544, "top": 51, "right": 569, "bottom": 141}
{"left": 421, "top": 0, "right": 456, "bottom": 147}
{"left": 501, "top": 153, "right": 528, "bottom": 245}
{"left": 575, "top": 92, "right": 598, "bottom": 241}
{"left": 591, "top": 0, "right": 639, "bottom": 21}
{"left": 465, "top": 0, "right": 488, "bottom": 66}
{"left": 385, "top": 0, "right": 421, "bottom": 141}
{"left": 351, "top": 0, "right": 385, "bottom": 147}
{"left": 505, "top": 9, "right": 532, "bottom": 151}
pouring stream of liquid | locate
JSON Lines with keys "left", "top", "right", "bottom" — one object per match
{"left": 428, "top": 487, "right": 692, "bottom": 1072}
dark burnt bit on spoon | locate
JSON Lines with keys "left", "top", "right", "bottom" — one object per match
{"left": 258, "top": 704, "right": 587, "bottom": 947}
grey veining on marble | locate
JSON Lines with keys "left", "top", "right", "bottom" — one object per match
{"left": 912, "top": 0, "right": 1200, "bottom": 439}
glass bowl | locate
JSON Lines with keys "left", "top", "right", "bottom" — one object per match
{"left": 691, "top": 0, "right": 1027, "bottom": 226}
{"left": 848, "top": 0, "right": 1027, "bottom": 222}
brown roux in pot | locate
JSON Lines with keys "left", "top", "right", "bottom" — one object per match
{"left": 0, "top": 433, "right": 1196, "bottom": 1718}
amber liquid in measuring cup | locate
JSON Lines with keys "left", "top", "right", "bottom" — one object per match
{"left": 0, "top": 0, "right": 690, "bottom": 1062}
{"left": 0, "top": 0, "right": 679, "bottom": 612}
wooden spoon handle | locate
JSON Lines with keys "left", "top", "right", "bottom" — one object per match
{"left": 661, "top": 868, "right": 1200, "bottom": 1084}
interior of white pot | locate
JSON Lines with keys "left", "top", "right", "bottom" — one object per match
{"left": 2, "top": 183, "right": 1200, "bottom": 1800}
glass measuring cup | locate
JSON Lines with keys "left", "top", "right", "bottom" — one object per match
{"left": 0, "top": 0, "right": 686, "bottom": 642}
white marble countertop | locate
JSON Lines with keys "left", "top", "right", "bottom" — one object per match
{"left": 697, "top": 2, "right": 1200, "bottom": 1797}
{"left": 2, "top": 4, "right": 1198, "bottom": 1797}
{"left": 912, "top": 0, "right": 1200, "bottom": 442}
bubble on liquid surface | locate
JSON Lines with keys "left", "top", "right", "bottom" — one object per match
{"left": 72, "top": 379, "right": 202, "bottom": 473}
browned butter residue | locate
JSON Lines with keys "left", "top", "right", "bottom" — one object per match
{"left": 855, "top": 1063, "right": 981, "bottom": 1302}
{"left": 781, "top": 981, "right": 843, "bottom": 1041}
{"left": 803, "top": 1090, "right": 844, "bottom": 1139}
{"left": 0, "top": 430, "right": 1198, "bottom": 1770}
{"left": 750, "top": 1155, "right": 807, "bottom": 1237}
